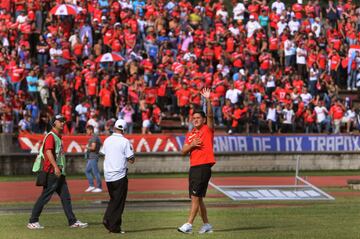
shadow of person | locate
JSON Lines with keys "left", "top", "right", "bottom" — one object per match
{"left": 126, "top": 227, "right": 176, "bottom": 233}
{"left": 215, "top": 226, "right": 273, "bottom": 232}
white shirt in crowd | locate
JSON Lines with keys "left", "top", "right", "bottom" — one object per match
{"left": 282, "top": 108, "right": 295, "bottom": 124}
{"left": 87, "top": 118, "right": 99, "bottom": 134}
{"left": 343, "top": 109, "right": 356, "bottom": 123}
{"left": 225, "top": 88, "right": 242, "bottom": 104}
{"left": 288, "top": 19, "right": 300, "bottom": 35}
{"left": 233, "top": 3, "right": 245, "bottom": 20}
{"left": 284, "top": 40, "right": 296, "bottom": 56}
{"left": 246, "top": 20, "right": 261, "bottom": 38}
{"left": 311, "top": 22, "right": 321, "bottom": 38}
{"left": 309, "top": 67, "right": 319, "bottom": 81}
{"left": 300, "top": 93, "right": 313, "bottom": 106}
{"left": 75, "top": 103, "right": 88, "bottom": 122}
{"left": 314, "top": 106, "right": 328, "bottom": 123}
{"left": 271, "top": 1, "right": 286, "bottom": 15}
{"left": 277, "top": 21, "right": 288, "bottom": 36}
{"left": 296, "top": 47, "right": 307, "bottom": 64}
{"left": 216, "top": 9, "right": 228, "bottom": 23}
{"left": 267, "top": 107, "right": 277, "bottom": 122}
{"left": 100, "top": 133, "right": 134, "bottom": 182}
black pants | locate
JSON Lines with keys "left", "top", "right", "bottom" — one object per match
{"left": 103, "top": 177, "right": 128, "bottom": 233}
{"left": 29, "top": 174, "right": 77, "bottom": 225}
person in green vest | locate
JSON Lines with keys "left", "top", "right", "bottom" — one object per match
{"left": 27, "top": 114, "right": 88, "bottom": 229}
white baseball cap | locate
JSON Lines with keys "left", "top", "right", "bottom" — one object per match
{"left": 114, "top": 119, "right": 127, "bottom": 130}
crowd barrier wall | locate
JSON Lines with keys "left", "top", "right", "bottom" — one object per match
{"left": 0, "top": 152, "right": 359, "bottom": 176}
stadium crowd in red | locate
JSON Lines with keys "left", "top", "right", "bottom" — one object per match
{"left": 0, "top": 0, "right": 360, "bottom": 135}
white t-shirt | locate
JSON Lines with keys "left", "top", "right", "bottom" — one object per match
{"left": 225, "top": 88, "right": 242, "bottom": 104}
{"left": 100, "top": 133, "right": 134, "bottom": 182}
{"left": 300, "top": 93, "right": 313, "bottom": 106}
{"left": 87, "top": 118, "right": 99, "bottom": 134}
{"left": 233, "top": 3, "right": 245, "bottom": 20}
{"left": 311, "top": 22, "right": 321, "bottom": 38}
{"left": 75, "top": 104, "right": 88, "bottom": 122}
{"left": 271, "top": 1, "right": 285, "bottom": 15}
{"left": 296, "top": 47, "right": 307, "bottom": 64}
{"left": 314, "top": 106, "right": 328, "bottom": 123}
{"left": 309, "top": 68, "right": 319, "bottom": 81}
{"left": 284, "top": 40, "right": 296, "bottom": 56}
{"left": 267, "top": 108, "right": 277, "bottom": 121}
{"left": 246, "top": 20, "right": 261, "bottom": 38}
{"left": 288, "top": 20, "right": 300, "bottom": 35}
{"left": 277, "top": 21, "right": 288, "bottom": 36}
{"left": 282, "top": 109, "right": 295, "bottom": 124}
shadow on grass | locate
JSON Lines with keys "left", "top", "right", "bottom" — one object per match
{"left": 216, "top": 226, "right": 273, "bottom": 232}
{"left": 126, "top": 227, "right": 176, "bottom": 233}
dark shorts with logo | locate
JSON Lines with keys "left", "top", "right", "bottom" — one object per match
{"left": 189, "top": 164, "right": 212, "bottom": 198}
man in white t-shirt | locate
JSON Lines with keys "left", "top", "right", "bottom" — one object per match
{"left": 314, "top": 101, "right": 330, "bottom": 133}
{"left": 281, "top": 103, "right": 295, "bottom": 133}
{"left": 233, "top": 1, "right": 246, "bottom": 21}
{"left": 271, "top": 0, "right": 286, "bottom": 15}
{"left": 284, "top": 37, "right": 296, "bottom": 67}
{"left": 288, "top": 16, "right": 300, "bottom": 35}
{"left": 225, "top": 82, "right": 242, "bottom": 105}
{"left": 300, "top": 87, "right": 312, "bottom": 106}
{"left": 296, "top": 43, "right": 307, "bottom": 79}
{"left": 246, "top": 15, "right": 261, "bottom": 38}
{"left": 277, "top": 16, "right": 288, "bottom": 36}
{"left": 100, "top": 119, "right": 135, "bottom": 234}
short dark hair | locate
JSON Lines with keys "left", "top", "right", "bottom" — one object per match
{"left": 86, "top": 125, "right": 94, "bottom": 131}
{"left": 192, "top": 110, "right": 206, "bottom": 118}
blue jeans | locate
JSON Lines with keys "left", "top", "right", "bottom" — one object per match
{"left": 85, "top": 159, "right": 102, "bottom": 188}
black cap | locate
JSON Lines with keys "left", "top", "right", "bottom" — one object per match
{"left": 51, "top": 114, "right": 66, "bottom": 125}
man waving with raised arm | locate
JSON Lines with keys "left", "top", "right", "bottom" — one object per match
{"left": 178, "top": 88, "right": 216, "bottom": 234}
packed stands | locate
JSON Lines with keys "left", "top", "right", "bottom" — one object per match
{"left": 0, "top": 0, "right": 360, "bottom": 135}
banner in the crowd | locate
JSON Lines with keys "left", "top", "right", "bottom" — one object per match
{"left": 18, "top": 134, "right": 360, "bottom": 153}
{"left": 18, "top": 134, "right": 181, "bottom": 153}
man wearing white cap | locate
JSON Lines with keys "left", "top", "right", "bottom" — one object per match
{"left": 100, "top": 119, "right": 135, "bottom": 234}
{"left": 277, "top": 16, "right": 288, "bottom": 36}
{"left": 246, "top": 15, "right": 261, "bottom": 38}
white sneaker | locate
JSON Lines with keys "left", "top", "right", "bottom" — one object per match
{"left": 85, "top": 186, "right": 95, "bottom": 192}
{"left": 177, "top": 223, "right": 192, "bottom": 234}
{"left": 348, "top": 87, "right": 351, "bottom": 90}
{"left": 92, "top": 188, "right": 102, "bottom": 193}
{"left": 199, "top": 223, "right": 213, "bottom": 234}
{"left": 70, "top": 220, "right": 88, "bottom": 228}
{"left": 27, "top": 222, "right": 44, "bottom": 230}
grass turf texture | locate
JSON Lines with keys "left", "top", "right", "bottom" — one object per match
{"left": 0, "top": 192, "right": 359, "bottom": 239}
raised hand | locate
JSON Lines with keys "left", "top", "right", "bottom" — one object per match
{"left": 201, "top": 88, "right": 211, "bottom": 100}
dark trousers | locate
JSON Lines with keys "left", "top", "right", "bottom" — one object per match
{"left": 103, "top": 177, "right": 128, "bottom": 233}
{"left": 29, "top": 174, "right": 77, "bottom": 225}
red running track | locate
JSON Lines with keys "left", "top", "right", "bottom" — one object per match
{"left": 1, "top": 176, "right": 359, "bottom": 203}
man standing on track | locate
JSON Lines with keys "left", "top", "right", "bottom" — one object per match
{"left": 100, "top": 119, "right": 135, "bottom": 234}
{"left": 28, "top": 114, "right": 88, "bottom": 229}
{"left": 178, "top": 88, "right": 216, "bottom": 234}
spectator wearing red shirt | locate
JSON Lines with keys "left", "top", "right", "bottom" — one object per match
{"left": 151, "top": 103, "right": 162, "bottom": 133}
{"left": 329, "top": 99, "right": 346, "bottom": 134}
{"left": 303, "top": 106, "right": 316, "bottom": 133}
{"left": 222, "top": 99, "right": 233, "bottom": 134}
{"left": 176, "top": 83, "right": 191, "bottom": 126}
{"left": 99, "top": 82, "right": 113, "bottom": 119}
{"left": 61, "top": 100, "right": 74, "bottom": 134}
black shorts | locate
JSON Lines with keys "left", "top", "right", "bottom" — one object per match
{"left": 189, "top": 164, "right": 212, "bottom": 198}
